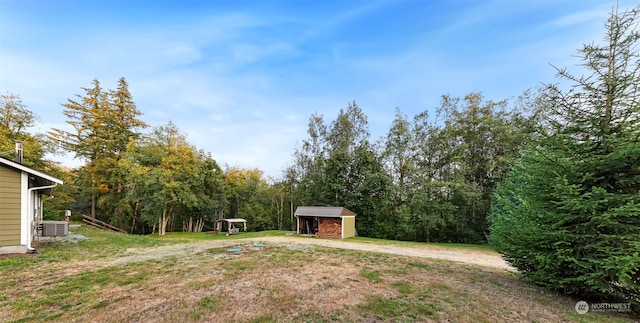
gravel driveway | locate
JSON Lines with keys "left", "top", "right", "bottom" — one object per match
{"left": 107, "top": 236, "right": 514, "bottom": 271}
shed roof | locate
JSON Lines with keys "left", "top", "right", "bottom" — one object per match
{"left": 294, "top": 206, "right": 356, "bottom": 217}
{"left": 216, "top": 218, "right": 247, "bottom": 223}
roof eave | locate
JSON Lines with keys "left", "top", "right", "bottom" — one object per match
{"left": 0, "top": 157, "right": 63, "bottom": 185}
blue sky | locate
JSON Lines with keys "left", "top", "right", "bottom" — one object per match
{"left": 0, "top": 0, "right": 635, "bottom": 178}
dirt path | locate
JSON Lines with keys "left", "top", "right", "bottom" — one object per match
{"left": 106, "top": 236, "right": 513, "bottom": 270}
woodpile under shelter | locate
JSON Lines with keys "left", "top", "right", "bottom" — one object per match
{"left": 294, "top": 206, "right": 356, "bottom": 239}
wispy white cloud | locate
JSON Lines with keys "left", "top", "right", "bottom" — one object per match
{"left": 2, "top": 0, "right": 637, "bottom": 177}
{"left": 552, "top": 9, "right": 609, "bottom": 27}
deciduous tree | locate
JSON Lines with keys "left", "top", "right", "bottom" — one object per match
{"left": 0, "top": 93, "right": 47, "bottom": 168}
{"left": 122, "top": 122, "right": 200, "bottom": 235}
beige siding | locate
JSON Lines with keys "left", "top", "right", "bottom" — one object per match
{"left": 342, "top": 216, "right": 356, "bottom": 238}
{"left": 0, "top": 166, "right": 21, "bottom": 246}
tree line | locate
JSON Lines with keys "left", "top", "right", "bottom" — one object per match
{"left": 285, "top": 95, "right": 535, "bottom": 243}
{"left": 1, "top": 79, "right": 288, "bottom": 236}
{"left": 2, "top": 80, "right": 533, "bottom": 241}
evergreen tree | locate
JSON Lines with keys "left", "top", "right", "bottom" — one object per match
{"left": 99, "top": 78, "right": 148, "bottom": 227}
{"left": 490, "top": 6, "right": 640, "bottom": 303}
{"left": 49, "top": 78, "right": 146, "bottom": 221}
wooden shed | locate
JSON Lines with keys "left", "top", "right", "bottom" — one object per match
{"left": 294, "top": 206, "right": 356, "bottom": 239}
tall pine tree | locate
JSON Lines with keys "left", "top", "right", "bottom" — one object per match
{"left": 49, "top": 78, "right": 146, "bottom": 220}
{"left": 490, "top": 6, "right": 640, "bottom": 304}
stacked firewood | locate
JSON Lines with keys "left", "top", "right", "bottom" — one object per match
{"left": 318, "top": 218, "right": 342, "bottom": 236}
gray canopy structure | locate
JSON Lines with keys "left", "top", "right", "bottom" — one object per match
{"left": 215, "top": 218, "right": 247, "bottom": 235}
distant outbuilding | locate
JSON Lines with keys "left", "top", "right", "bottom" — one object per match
{"left": 294, "top": 206, "right": 356, "bottom": 239}
{"left": 215, "top": 218, "right": 247, "bottom": 236}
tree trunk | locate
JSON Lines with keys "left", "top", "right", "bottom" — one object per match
{"left": 130, "top": 216, "right": 136, "bottom": 234}
{"left": 194, "top": 218, "right": 205, "bottom": 232}
{"left": 290, "top": 198, "right": 294, "bottom": 231}
{"left": 159, "top": 206, "right": 168, "bottom": 236}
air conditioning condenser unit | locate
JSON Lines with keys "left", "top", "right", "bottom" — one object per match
{"left": 39, "top": 221, "right": 69, "bottom": 237}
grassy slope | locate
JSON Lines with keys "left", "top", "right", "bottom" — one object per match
{"left": 0, "top": 226, "right": 636, "bottom": 322}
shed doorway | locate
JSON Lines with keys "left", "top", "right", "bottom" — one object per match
{"left": 298, "top": 216, "right": 317, "bottom": 235}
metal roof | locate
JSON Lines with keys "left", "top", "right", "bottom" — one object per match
{"left": 215, "top": 218, "right": 247, "bottom": 223}
{"left": 294, "top": 206, "right": 356, "bottom": 217}
{"left": 0, "top": 156, "right": 64, "bottom": 185}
